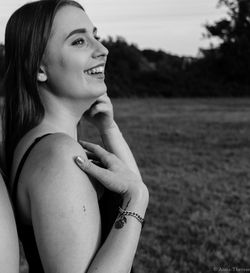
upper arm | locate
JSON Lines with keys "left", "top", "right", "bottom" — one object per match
{"left": 26, "top": 134, "right": 101, "bottom": 273}
{"left": 0, "top": 175, "right": 19, "bottom": 273}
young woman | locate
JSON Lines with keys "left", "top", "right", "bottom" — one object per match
{"left": 3, "top": 1, "right": 149, "bottom": 272}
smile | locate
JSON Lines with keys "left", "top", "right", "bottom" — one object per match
{"left": 84, "top": 65, "right": 105, "bottom": 76}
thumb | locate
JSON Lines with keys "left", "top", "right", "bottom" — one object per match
{"left": 74, "top": 156, "right": 112, "bottom": 185}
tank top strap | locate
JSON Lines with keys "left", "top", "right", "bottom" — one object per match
{"left": 12, "top": 133, "right": 53, "bottom": 202}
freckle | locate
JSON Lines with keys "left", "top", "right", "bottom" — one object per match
{"left": 83, "top": 206, "right": 86, "bottom": 212}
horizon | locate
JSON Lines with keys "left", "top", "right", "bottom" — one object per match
{"left": 0, "top": 0, "right": 227, "bottom": 57}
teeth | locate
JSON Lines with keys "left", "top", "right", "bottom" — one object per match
{"left": 85, "top": 66, "right": 104, "bottom": 75}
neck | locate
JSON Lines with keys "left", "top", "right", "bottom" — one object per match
{"left": 41, "top": 111, "right": 79, "bottom": 140}
{"left": 39, "top": 90, "right": 96, "bottom": 140}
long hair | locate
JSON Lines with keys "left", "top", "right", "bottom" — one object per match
{"left": 2, "top": 0, "right": 84, "bottom": 183}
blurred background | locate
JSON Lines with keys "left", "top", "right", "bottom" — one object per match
{"left": 1, "top": 0, "right": 250, "bottom": 272}
{"left": 1, "top": 0, "right": 250, "bottom": 96}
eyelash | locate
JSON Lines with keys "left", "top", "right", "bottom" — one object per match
{"left": 72, "top": 35, "right": 101, "bottom": 46}
{"left": 72, "top": 38, "right": 86, "bottom": 46}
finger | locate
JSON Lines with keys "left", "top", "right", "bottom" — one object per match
{"left": 79, "top": 141, "right": 101, "bottom": 155}
{"left": 79, "top": 141, "right": 115, "bottom": 167}
{"left": 90, "top": 160, "right": 105, "bottom": 168}
{"left": 90, "top": 96, "right": 108, "bottom": 109}
{"left": 79, "top": 141, "right": 109, "bottom": 157}
{"left": 84, "top": 95, "right": 111, "bottom": 114}
{"left": 84, "top": 105, "right": 106, "bottom": 118}
{"left": 95, "top": 93, "right": 110, "bottom": 103}
{"left": 89, "top": 104, "right": 111, "bottom": 117}
{"left": 85, "top": 151, "right": 99, "bottom": 161}
{"left": 74, "top": 156, "right": 115, "bottom": 189}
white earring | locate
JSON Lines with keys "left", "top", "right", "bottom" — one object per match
{"left": 37, "top": 73, "right": 47, "bottom": 82}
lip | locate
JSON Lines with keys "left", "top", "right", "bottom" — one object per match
{"left": 84, "top": 63, "right": 106, "bottom": 73}
{"left": 93, "top": 73, "right": 105, "bottom": 80}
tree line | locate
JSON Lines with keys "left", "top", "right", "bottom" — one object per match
{"left": 0, "top": 0, "right": 249, "bottom": 97}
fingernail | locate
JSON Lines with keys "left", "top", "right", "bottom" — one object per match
{"left": 75, "top": 156, "right": 85, "bottom": 165}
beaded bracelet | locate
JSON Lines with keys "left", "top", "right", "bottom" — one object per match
{"left": 115, "top": 207, "right": 145, "bottom": 229}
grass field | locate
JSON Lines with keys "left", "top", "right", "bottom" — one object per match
{"left": 20, "top": 98, "right": 250, "bottom": 272}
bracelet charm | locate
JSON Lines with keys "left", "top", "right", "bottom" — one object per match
{"left": 115, "top": 214, "right": 127, "bottom": 229}
{"left": 115, "top": 207, "right": 145, "bottom": 229}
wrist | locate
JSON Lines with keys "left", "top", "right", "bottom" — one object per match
{"left": 122, "top": 185, "right": 149, "bottom": 216}
{"left": 99, "top": 121, "right": 120, "bottom": 136}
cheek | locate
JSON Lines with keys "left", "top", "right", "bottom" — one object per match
{"left": 44, "top": 48, "right": 103, "bottom": 97}
{"left": 47, "top": 55, "right": 91, "bottom": 97}
{"left": 47, "top": 53, "right": 82, "bottom": 83}
{"left": 59, "top": 54, "right": 79, "bottom": 73}
{"left": 59, "top": 54, "right": 93, "bottom": 88}
{"left": 61, "top": 55, "right": 88, "bottom": 86}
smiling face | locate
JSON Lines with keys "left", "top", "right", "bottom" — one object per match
{"left": 40, "top": 5, "right": 109, "bottom": 100}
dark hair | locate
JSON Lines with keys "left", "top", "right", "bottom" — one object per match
{"left": 2, "top": 0, "right": 84, "bottom": 182}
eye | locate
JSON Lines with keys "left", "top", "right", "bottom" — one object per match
{"left": 72, "top": 38, "right": 86, "bottom": 46}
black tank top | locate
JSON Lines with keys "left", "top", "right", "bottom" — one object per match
{"left": 12, "top": 134, "right": 134, "bottom": 273}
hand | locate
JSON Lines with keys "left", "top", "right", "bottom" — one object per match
{"left": 83, "top": 93, "right": 116, "bottom": 133}
{"left": 74, "top": 141, "right": 148, "bottom": 199}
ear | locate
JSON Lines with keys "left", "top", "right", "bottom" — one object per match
{"left": 37, "top": 66, "right": 47, "bottom": 82}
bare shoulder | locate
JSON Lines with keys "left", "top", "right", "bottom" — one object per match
{"left": 32, "top": 132, "right": 87, "bottom": 161}
{"left": 25, "top": 132, "right": 87, "bottom": 180}
{"left": 24, "top": 132, "right": 95, "bottom": 199}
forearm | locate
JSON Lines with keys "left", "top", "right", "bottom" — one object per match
{"left": 87, "top": 188, "right": 149, "bottom": 273}
{"left": 100, "top": 122, "right": 141, "bottom": 178}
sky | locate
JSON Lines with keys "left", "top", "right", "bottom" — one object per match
{"left": 0, "top": 0, "right": 228, "bottom": 57}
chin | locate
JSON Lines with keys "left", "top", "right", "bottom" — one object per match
{"left": 90, "top": 82, "right": 107, "bottom": 96}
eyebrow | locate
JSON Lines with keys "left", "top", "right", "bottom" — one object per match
{"left": 65, "top": 27, "right": 97, "bottom": 40}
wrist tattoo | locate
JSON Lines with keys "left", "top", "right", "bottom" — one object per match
{"left": 115, "top": 212, "right": 127, "bottom": 229}
{"left": 114, "top": 198, "right": 131, "bottom": 229}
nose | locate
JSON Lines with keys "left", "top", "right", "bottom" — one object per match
{"left": 92, "top": 39, "right": 109, "bottom": 59}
